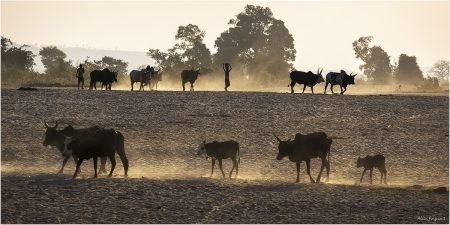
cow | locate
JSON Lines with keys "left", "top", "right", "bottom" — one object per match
{"left": 130, "top": 67, "right": 161, "bottom": 91}
{"left": 42, "top": 121, "right": 108, "bottom": 174}
{"left": 181, "top": 69, "right": 201, "bottom": 91}
{"left": 289, "top": 68, "right": 324, "bottom": 94}
{"left": 149, "top": 67, "right": 162, "bottom": 90}
{"left": 275, "top": 132, "right": 332, "bottom": 183}
{"left": 64, "top": 128, "right": 128, "bottom": 178}
{"left": 357, "top": 154, "right": 387, "bottom": 184}
{"left": 89, "top": 68, "right": 118, "bottom": 90}
{"left": 197, "top": 140, "right": 240, "bottom": 178}
{"left": 324, "top": 70, "right": 357, "bottom": 95}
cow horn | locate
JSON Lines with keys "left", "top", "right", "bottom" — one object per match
{"left": 320, "top": 68, "right": 323, "bottom": 74}
{"left": 274, "top": 135, "right": 281, "bottom": 143}
{"left": 43, "top": 120, "right": 49, "bottom": 128}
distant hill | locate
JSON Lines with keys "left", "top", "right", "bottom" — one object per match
{"left": 22, "top": 44, "right": 155, "bottom": 73}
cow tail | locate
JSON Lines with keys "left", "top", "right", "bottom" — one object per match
{"left": 115, "top": 131, "right": 129, "bottom": 176}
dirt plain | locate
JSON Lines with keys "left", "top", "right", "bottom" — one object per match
{"left": 1, "top": 87, "right": 449, "bottom": 223}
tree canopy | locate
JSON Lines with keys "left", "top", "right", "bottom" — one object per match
{"left": 1, "top": 36, "right": 36, "bottom": 84}
{"left": 39, "top": 46, "right": 74, "bottom": 79}
{"left": 352, "top": 36, "right": 392, "bottom": 84}
{"left": 395, "top": 54, "right": 424, "bottom": 85}
{"left": 428, "top": 60, "right": 449, "bottom": 82}
{"left": 214, "top": 5, "right": 296, "bottom": 83}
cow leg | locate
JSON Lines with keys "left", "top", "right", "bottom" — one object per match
{"left": 325, "top": 159, "right": 330, "bottom": 182}
{"left": 324, "top": 82, "right": 328, "bottom": 94}
{"left": 340, "top": 86, "right": 343, "bottom": 95}
{"left": 73, "top": 159, "right": 83, "bottom": 179}
{"left": 369, "top": 168, "right": 373, "bottom": 184}
{"left": 108, "top": 155, "right": 116, "bottom": 177}
{"left": 58, "top": 155, "right": 71, "bottom": 174}
{"left": 360, "top": 168, "right": 367, "bottom": 183}
{"left": 218, "top": 159, "right": 225, "bottom": 178}
{"left": 330, "top": 85, "right": 334, "bottom": 94}
{"left": 306, "top": 159, "right": 315, "bottom": 183}
{"left": 290, "top": 82, "right": 295, "bottom": 93}
{"left": 190, "top": 82, "right": 194, "bottom": 91}
{"left": 99, "top": 157, "right": 107, "bottom": 174}
{"left": 229, "top": 158, "right": 238, "bottom": 179}
{"left": 131, "top": 82, "right": 134, "bottom": 91}
{"left": 302, "top": 85, "right": 306, "bottom": 94}
{"left": 311, "top": 86, "right": 314, "bottom": 95}
{"left": 342, "top": 86, "right": 347, "bottom": 94}
{"left": 182, "top": 82, "right": 186, "bottom": 91}
{"left": 316, "top": 158, "right": 326, "bottom": 183}
{"left": 93, "top": 157, "right": 98, "bottom": 178}
{"left": 210, "top": 159, "right": 215, "bottom": 177}
{"left": 295, "top": 162, "right": 300, "bottom": 183}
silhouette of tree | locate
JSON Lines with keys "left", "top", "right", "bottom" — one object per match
{"left": 353, "top": 36, "right": 392, "bottom": 84}
{"left": 39, "top": 46, "right": 74, "bottom": 79}
{"left": 93, "top": 56, "right": 129, "bottom": 78}
{"left": 214, "top": 5, "right": 295, "bottom": 84}
{"left": 395, "top": 54, "right": 424, "bottom": 85}
{"left": 148, "top": 24, "right": 212, "bottom": 77}
{"left": 428, "top": 60, "right": 449, "bottom": 82}
{"left": 1, "top": 36, "right": 36, "bottom": 82}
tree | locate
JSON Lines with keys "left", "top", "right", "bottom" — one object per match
{"left": 428, "top": 60, "right": 449, "bottom": 82}
{"left": 352, "top": 36, "right": 392, "bottom": 84}
{"left": 93, "top": 56, "right": 128, "bottom": 76}
{"left": 39, "top": 46, "right": 74, "bottom": 79}
{"left": 395, "top": 54, "right": 424, "bottom": 85}
{"left": 214, "top": 5, "right": 296, "bottom": 84}
{"left": 1, "top": 36, "right": 36, "bottom": 83}
{"left": 148, "top": 24, "right": 212, "bottom": 77}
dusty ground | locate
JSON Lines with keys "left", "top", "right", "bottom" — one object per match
{"left": 1, "top": 88, "right": 449, "bottom": 223}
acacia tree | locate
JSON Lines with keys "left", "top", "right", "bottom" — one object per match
{"left": 148, "top": 24, "right": 212, "bottom": 78}
{"left": 214, "top": 5, "right": 296, "bottom": 84}
{"left": 39, "top": 46, "right": 74, "bottom": 80}
{"left": 352, "top": 36, "right": 392, "bottom": 84}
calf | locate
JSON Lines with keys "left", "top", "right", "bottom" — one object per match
{"left": 64, "top": 128, "right": 128, "bottom": 178}
{"left": 275, "top": 132, "right": 332, "bottom": 183}
{"left": 197, "top": 140, "right": 240, "bottom": 178}
{"left": 357, "top": 154, "right": 387, "bottom": 184}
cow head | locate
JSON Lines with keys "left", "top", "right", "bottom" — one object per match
{"left": 197, "top": 141, "right": 206, "bottom": 156}
{"left": 43, "top": 121, "right": 63, "bottom": 147}
{"left": 356, "top": 156, "right": 366, "bottom": 168}
{"left": 274, "top": 135, "right": 292, "bottom": 160}
{"left": 346, "top": 72, "right": 357, "bottom": 85}
{"left": 112, "top": 71, "right": 118, "bottom": 82}
{"left": 316, "top": 68, "right": 324, "bottom": 83}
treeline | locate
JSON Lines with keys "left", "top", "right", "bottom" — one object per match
{"left": 352, "top": 36, "right": 448, "bottom": 89}
{"left": 1, "top": 37, "right": 129, "bottom": 86}
{"left": 2, "top": 4, "right": 448, "bottom": 89}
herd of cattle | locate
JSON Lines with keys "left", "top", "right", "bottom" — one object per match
{"left": 87, "top": 66, "right": 357, "bottom": 94}
{"left": 42, "top": 121, "right": 387, "bottom": 184}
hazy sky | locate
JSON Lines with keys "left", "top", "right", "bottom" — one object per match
{"left": 2, "top": 1, "right": 448, "bottom": 72}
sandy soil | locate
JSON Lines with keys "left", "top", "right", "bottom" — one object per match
{"left": 1, "top": 88, "right": 449, "bottom": 223}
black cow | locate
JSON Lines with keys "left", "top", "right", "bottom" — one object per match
{"left": 90, "top": 68, "right": 118, "bottom": 90}
{"left": 357, "top": 154, "right": 387, "bottom": 184}
{"left": 324, "top": 70, "right": 357, "bottom": 95}
{"left": 42, "top": 121, "right": 108, "bottom": 174}
{"left": 275, "top": 132, "right": 332, "bottom": 183}
{"left": 289, "top": 68, "right": 324, "bottom": 94}
{"left": 181, "top": 69, "right": 200, "bottom": 91}
{"left": 130, "top": 66, "right": 161, "bottom": 91}
{"left": 197, "top": 140, "right": 240, "bottom": 178}
{"left": 64, "top": 128, "right": 128, "bottom": 178}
